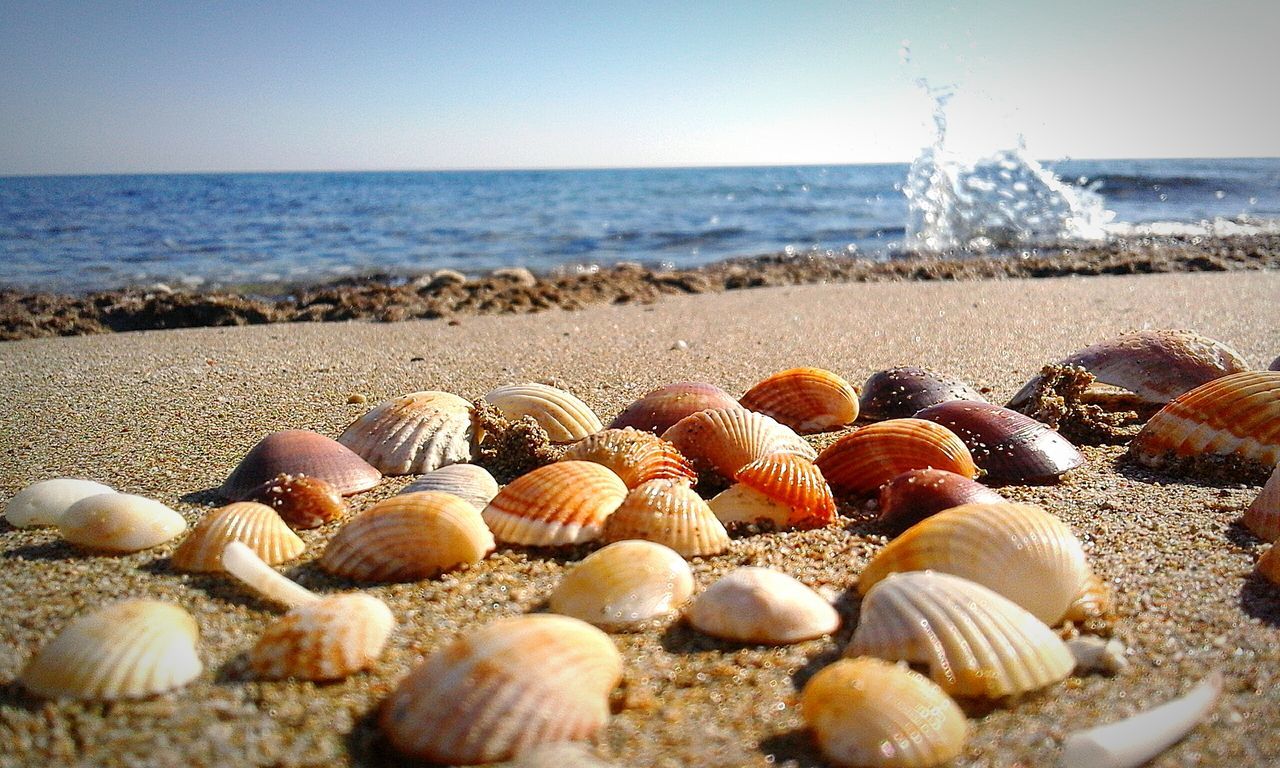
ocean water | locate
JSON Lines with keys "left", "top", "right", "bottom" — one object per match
{"left": 1, "top": 158, "right": 1279, "bottom": 293}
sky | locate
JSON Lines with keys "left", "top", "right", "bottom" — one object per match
{"left": 2, "top": 0, "right": 1279, "bottom": 175}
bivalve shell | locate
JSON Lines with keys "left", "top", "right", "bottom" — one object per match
{"left": 561, "top": 427, "right": 697, "bottom": 488}
{"left": 484, "top": 383, "right": 603, "bottom": 443}
{"left": 815, "top": 418, "right": 977, "bottom": 497}
{"left": 603, "top": 479, "right": 729, "bottom": 557}
{"left": 549, "top": 541, "right": 694, "bottom": 630}
{"left": 338, "top": 391, "right": 476, "bottom": 475}
{"left": 877, "top": 468, "right": 1006, "bottom": 534}
{"left": 482, "top": 461, "right": 628, "bottom": 546}
{"left": 860, "top": 367, "right": 987, "bottom": 421}
{"left": 399, "top": 463, "right": 501, "bottom": 510}
{"left": 915, "top": 401, "right": 1085, "bottom": 484}
{"left": 220, "top": 430, "right": 381, "bottom": 499}
{"left": 251, "top": 593, "right": 395, "bottom": 680}
{"left": 1243, "top": 463, "right": 1280, "bottom": 542}
{"left": 661, "top": 408, "right": 816, "bottom": 481}
{"left": 171, "top": 502, "right": 304, "bottom": 573}
{"left": 608, "top": 381, "right": 743, "bottom": 434}
{"left": 686, "top": 567, "right": 839, "bottom": 644}
{"left": 5, "top": 478, "right": 115, "bottom": 528}
{"left": 1258, "top": 544, "right": 1280, "bottom": 585}
{"left": 246, "top": 473, "right": 346, "bottom": 529}
{"left": 59, "top": 493, "right": 186, "bottom": 553}
{"left": 733, "top": 453, "right": 836, "bottom": 529}
{"left": 739, "top": 367, "right": 859, "bottom": 434}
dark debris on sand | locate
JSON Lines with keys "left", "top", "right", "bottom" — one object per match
{"left": 470, "top": 399, "right": 563, "bottom": 484}
{"left": 1011, "top": 364, "right": 1142, "bottom": 445}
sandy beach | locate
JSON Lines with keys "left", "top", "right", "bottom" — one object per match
{"left": 1, "top": 270, "right": 1278, "bottom": 767}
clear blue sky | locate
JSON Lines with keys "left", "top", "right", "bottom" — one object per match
{"left": 2, "top": 0, "right": 1278, "bottom": 175}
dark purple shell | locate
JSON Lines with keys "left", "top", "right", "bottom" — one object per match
{"left": 877, "top": 468, "right": 1006, "bottom": 534}
{"left": 608, "top": 382, "right": 742, "bottom": 434}
{"left": 913, "top": 401, "right": 1085, "bottom": 484}
{"left": 219, "top": 430, "right": 382, "bottom": 500}
{"left": 1270, "top": 355, "right": 1280, "bottom": 372}
{"left": 859, "top": 367, "right": 987, "bottom": 421}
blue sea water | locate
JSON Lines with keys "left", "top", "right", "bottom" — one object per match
{"left": 1, "top": 158, "right": 1278, "bottom": 293}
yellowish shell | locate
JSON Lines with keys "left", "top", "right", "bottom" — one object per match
{"left": 399, "top": 463, "right": 501, "bottom": 510}
{"left": 815, "top": 418, "right": 978, "bottom": 497}
{"left": 561, "top": 427, "right": 697, "bottom": 488}
{"left": 484, "top": 383, "right": 603, "bottom": 443}
{"left": 686, "top": 567, "right": 839, "bottom": 644}
{"left": 171, "top": 502, "right": 304, "bottom": 573}
{"left": 4, "top": 478, "right": 114, "bottom": 528}
{"left": 338, "top": 391, "right": 476, "bottom": 475}
{"left": 20, "top": 600, "right": 202, "bottom": 700}
{"left": 739, "top": 367, "right": 859, "bottom": 434}
{"left": 251, "top": 593, "right": 395, "bottom": 681}
{"left": 802, "top": 657, "right": 968, "bottom": 768}
{"left": 482, "top": 461, "right": 628, "bottom": 546}
{"left": 380, "top": 614, "right": 623, "bottom": 764}
{"left": 58, "top": 493, "right": 187, "bottom": 553}
{"left": 603, "top": 479, "right": 729, "bottom": 557}
{"left": 1244, "top": 463, "right": 1280, "bottom": 542}
{"left": 1258, "top": 544, "right": 1280, "bottom": 584}
{"left": 550, "top": 540, "right": 694, "bottom": 630}
{"left": 708, "top": 483, "right": 795, "bottom": 528}
{"left": 661, "top": 408, "right": 817, "bottom": 479}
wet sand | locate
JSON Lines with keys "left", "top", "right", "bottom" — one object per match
{"left": 1, "top": 271, "right": 1278, "bottom": 767}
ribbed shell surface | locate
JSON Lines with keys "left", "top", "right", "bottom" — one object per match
{"left": 734, "top": 454, "right": 836, "bottom": 529}
{"left": 399, "top": 463, "right": 501, "bottom": 510}
{"left": 379, "top": 614, "right": 623, "bottom": 764}
{"left": 876, "top": 468, "right": 1006, "bottom": 533}
{"left": 481, "top": 461, "right": 628, "bottom": 546}
{"left": 251, "top": 593, "right": 395, "bottom": 680}
{"left": 686, "top": 567, "right": 839, "bottom": 644}
{"left": 603, "top": 479, "right": 729, "bottom": 557}
{"left": 561, "top": 427, "right": 697, "bottom": 488}
{"left": 484, "top": 383, "right": 603, "bottom": 443}
{"left": 608, "top": 381, "right": 743, "bottom": 434}
{"left": 220, "top": 429, "right": 382, "bottom": 499}
{"left": 59, "top": 493, "right": 187, "bottom": 553}
{"left": 738, "top": 367, "right": 859, "bottom": 433}
{"left": 5, "top": 478, "right": 115, "bottom": 528}
{"left": 1244, "top": 463, "right": 1280, "bottom": 542}
{"left": 171, "top": 502, "right": 304, "bottom": 572}
{"left": 549, "top": 541, "right": 694, "bottom": 630}
{"left": 1128, "top": 371, "right": 1280, "bottom": 469}
{"left": 815, "top": 419, "right": 977, "bottom": 497}
{"left": 859, "top": 367, "right": 987, "bottom": 422}
{"left": 914, "top": 401, "right": 1085, "bottom": 484}
{"left": 337, "top": 391, "right": 475, "bottom": 475}
{"left": 661, "top": 408, "right": 817, "bottom": 479}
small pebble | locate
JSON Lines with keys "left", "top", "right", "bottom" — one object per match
{"left": 346, "top": 393, "right": 367, "bottom": 404}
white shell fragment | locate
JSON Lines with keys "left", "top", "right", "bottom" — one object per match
{"left": 4, "top": 478, "right": 114, "bottom": 528}
{"left": 686, "top": 567, "right": 839, "bottom": 644}
{"left": 484, "top": 382, "right": 604, "bottom": 443}
{"left": 58, "top": 493, "right": 187, "bottom": 553}
{"left": 549, "top": 540, "right": 694, "bottom": 630}
{"left": 399, "top": 463, "right": 500, "bottom": 511}
{"left": 1067, "top": 635, "right": 1129, "bottom": 676}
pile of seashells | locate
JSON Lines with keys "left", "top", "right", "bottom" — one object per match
{"left": 6, "top": 328, "right": 1279, "bottom": 767}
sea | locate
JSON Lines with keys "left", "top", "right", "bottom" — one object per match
{"left": 1, "top": 157, "right": 1279, "bottom": 293}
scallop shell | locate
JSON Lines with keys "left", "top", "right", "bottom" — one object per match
{"left": 171, "top": 502, "right": 304, "bottom": 573}
{"left": 733, "top": 453, "right": 836, "bottom": 529}
{"left": 877, "top": 468, "right": 1006, "bottom": 534}
{"left": 859, "top": 502, "right": 1107, "bottom": 625}
{"left": 321, "top": 491, "right": 494, "bottom": 582}
{"left": 484, "top": 383, "right": 603, "bottom": 443}
{"left": 608, "top": 381, "right": 743, "bottom": 434}
{"left": 549, "top": 540, "right": 694, "bottom": 630}
{"left": 1243, "top": 463, "right": 1280, "bottom": 542}
{"left": 338, "top": 391, "right": 476, "bottom": 475}
{"left": 4, "top": 478, "right": 115, "bottom": 528}
{"left": 802, "top": 657, "right": 968, "bottom": 768}
{"left": 399, "top": 463, "right": 501, "bottom": 510}
{"left": 220, "top": 429, "right": 382, "bottom": 499}
{"left": 251, "top": 593, "right": 395, "bottom": 681}
{"left": 380, "top": 614, "right": 623, "bottom": 764}
{"left": 603, "top": 479, "right": 730, "bottom": 557}
{"left": 860, "top": 367, "right": 988, "bottom": 422}
{"left": 686, "top": 567, "right": 839, "bottom": 644}
{"left": 661, "top": 408, "right": 817, "bottom": 481}
{"left": 20, "top": 600, "right": 202, "bottom": 700}
{"left": 914, "top": 401, "right": 1085, "bottom": 484}
{"left": 739, "top": 367, "right": 859, "bottom": 434}
{"left": 482, "top": 461, "right": 628, "bottom": 546}
{"left": 815, "top": 418, "right": 977, "bottom": 497}
{"left": 246, "top": 473, "right": 346, "bottom": 529}
{"left": 561, "top": 428, "right": 697, "bottom": 488}
{"left": 59, "top": 493, "right": 187, "bottom": 553}
{"left": 848, "top": 571, "right": 1074, "bottom": 698}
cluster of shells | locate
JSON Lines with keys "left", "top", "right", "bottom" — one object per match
{"left": 6, "top": 328, "right": 1277, "bottom": 767}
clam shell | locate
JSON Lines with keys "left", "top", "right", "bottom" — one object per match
{"left": 550, "top": 540, "right": 694, "bottom": 630}
{"left": 399, "top": 463, "right": 501, "bottom": 510}
{"left": 321, "top": 492, "right": 494, "bottom": 582}
{"left": 815, "top": 418, "right": 977, "bottom": 497}
{"left": 1271, "top": 355, "right": 1280, "bottom": 372}
{"left": 848, "top": 571, "right": 1074, "bottom": 698}
{"left": 338, "top": 391, "right": 476, "bottom": 475}
{"left": 914, "top": 401, "right": 1085, "bottom": 484}
{"left": 1258, "top": 544, "right": 1280, "bottom": 584}
{"left": 4, "top": 478, "right": 115, "bottom": 528}
{"left": 561, "top": 428, "right": 697, "bottom": 489}
{"left": 485, "top": 383, "right": 603, "bottom": 443}
{"left": 608, "top": 381, "right": 743, "bottom": 434}
{"left": 220, "top": 429, "right": 382, "bottom": 499}
{"left": 739, "top": 367, "right": 859, "bottom": 433}
{"left": 59, "top": 493, "right": 187, "bottom": 553}
{"left": 708, "top": 483, "right": 795, "bottom": 529}
{"left": 246, "top": 473, "right": 346, "bottom": 529}
{"left": 859, "top": 502, "right": 1107, "bottom": 625}
{"left": 482, "top": 461, "right": 628, "bottom": 546}
{"left": 20, "top": 600, "right": 202, "bottom": 700}
{"left": 661, "top": 408, "right": 816, "bottom": 481}
{"left": 802, "top": 657, "right": 968, "bottom": 768}
{"left": 686, "top": 567, "right": 839, "bottom": 644}
{"left": 251, "top": 593, "right": 395, "bottom": 681}
{"left": 171, "top": 502, "right": 304, "bottom": 573}
{"left": 1243, "top": 463, "right": 1280, "bottom": 542}
{"left": 877, "top": 468, "right": 1006, "bottom": 534}
{"left": 859, "top": 367, "right": 987, "bottom": 421}
{"left": 380, "top": 614, "right": 623, "bottom": 764}
{"left": 603, "top": 479, "right": 730, "bottom": 557}
{"left": 734, "top": 453, "right": 836, "bottom": 530}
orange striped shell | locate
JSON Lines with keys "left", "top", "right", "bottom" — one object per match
{"left": 561, "top": 428, "right": 697, "bottom": 488}
{"left": 661, "top": 408, "right": 817, "bottom": 480}
{"left": 171, "top": 502, "right": 304, "bottom": 573}
{"left": 739, "top": 367, "right": 859, "bottom": 434}
{"left": 815, "top": 418, "right": 978, "bottom": 497}
{"left": 733, "top": 454, "right": 836, "bottom": 530}
{"left": 603, "top": 479, "right": 729, "bottom": 557}
{"left": 1244, "top": 463, "right": 1280, "bottom": 542}
{"left": 482, "top": 461, "right": 628, "bottom": 546}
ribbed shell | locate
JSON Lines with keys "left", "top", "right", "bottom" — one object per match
{"left": 482, "top": 461, "right": 628, "bottom": 546}
{"left": 848, "top": 571, "right": 1074, "bottom": 698}
{"left": 220, "top": 429, "right": 382, "bottom": 499}
{"left": 247, "top": 473, "right": 346, "bottom": 529}
{"left": 802, "top": 657, "right": 968, "bottom": 768}
{"left": 59, "top": 493, "right": 187, "bottom": 553}
{"left": 608, "top": 381, "right": 743, "bottom": 434}
{"left": 338, "top": 391, "right": 476, "bottom": 475}
{"left": 484, "top": 383, "right": 603, "bottom": 443}
{"left": 686, "top": 567, "right": 839, "bottom": 644}
{"left": 549, "top": 541, "right": 694, "bottom": 630}
{"left": 251, "top": 593, "right": 395, "bottom": 681}
{"left": 877, "top": 468, "right": 1006, "bottom": 534}
{"left": 5, "top": 478, "right": 115, "bottom": 528}
{"left": 739, "top": 367, "right": 859, "bottom": 434}
{"left": 603, "top": 479, "right": 729, "bottom": 557}
{"left": 561, "top": 428, "right": 697, "bottom": 488}
{"left": 20, "top": 600, "right": 202, "bottom": 700}
{"left": 380, "top": 614, "right": 623, "bottom": 764}
{"left": 321, "top": 492, "right": 494, "bottom": 582}
{"left": 734, "top": 454, "right": 836, "bottom": 529}
{"left": 914, "top": 401, "right": 1085, "bottom": 484}
{"left": 661, "top": 408, "right": 817, "bottom": 480}
{"left": 815, "top": 419, "right": 977, "bottom": 497}
{"left": 170, "top": 502, "right": 303, "bottom": 573}
{"left": 859, "top": 502, "right": 1105, "bottom": 625}
{"left": 859, "top": 367, "right": 987, "bottom": 422}
{"left": 1244, "top": 463, "right": 1280, "bottom": 542}
{"left": 399, "top": 464, "right": 501, "bottom": 511}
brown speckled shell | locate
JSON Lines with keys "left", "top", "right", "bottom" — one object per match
{"left": 171, "top": 502, "right": 304, "bottom": 573}
{"left": 482, "top": 461, "right": 628, "bottom": 546}
{"left": 815, "top": 418, "right": 977, "bottom": 497}
{"left": 859, "top": 367, "right": 987, "bottom": 421}
{"left": 914, "top": 401, "right": 1085, "bottom": 485}
{"left": 739, "top": 367, "right": 859, "bottom": 434}
{"left": 877, "top": 468, "right": 1006, "bottom": 534}
{"left": 608, "top": 382, "right": 743, "bottom": 434}
{"left": 734, "top": 454, "right": 836, "bottom": 530}
{"left": 603, "top": 479, "right": 729, "bottom": 557}
{"left": 661, "top": 408, "right": 816, "bottom": 480}
{"left": 561, "top": 428, "right": 697, "bottom": 489}
{"left": 250, "top": 593, "right": 395, "bottom": 681}
{"left": 220, "top": 430, "right": 381, "bottom": 499}
{"left": 247, "top": 473, "right": 346, "bottom": 529}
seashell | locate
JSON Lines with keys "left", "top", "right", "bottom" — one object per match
{"left": 708, "top": 483, "right": 796, "bottom": 529}
{"left": 1008, "top": 329, "right": 1250, "bottom": 409}
{"left": 1271, "top": 355, "right": 1280, "bottom": 372}
{"left": 859, "top": 366, "right": 987, "bottom": 421}
{"left": 608, "top": 381, "right": 743, "bottom": 434}
{"left": 20, "top": 600, "right": 201, "bottom": 700}
{"left": 484, "top": 383, "right": 603, "bottom": 443}
{"left": 1257, "top": 544, "right": 1280, "bottom": 584}
{"left": 251, "top": 593, "right": 395, "bottom": 681}
{"left": 739, "top": 367, "right": 859, "bottom": 433}
{"left": 686, "top": 567, "right": 839, "bottom": 644}
{"left": 914, "top": 401, "right": 1085, "bottom": 484}
{"left": 4, "top": 478, "right": 115, "bottom": 528}
{"left": 561, "top": 427, "right": 697, "bottom": 488}
{"left": 877, "top": 468, "right": 1006, "bottom": 533}
{"left": 708, "top": 454, "right": 835, "bottom": 530}
{"left": 482, "top": 461, "right": 628, "bottom": 546}
{"left": 59, "top": 493, "right": 187, "bottom": 553}
{"left": 246, "top": 473, "right": 346, "bottom": 529}
{"left": 549, "top": 540, "right": 694, "bottom": 630}
{"left": 399, "top": 463, "right": 501, "bottom": 510}
{"left": 380, "top": 614, "right": 623, "bottom": 764}
{"left": 1128, "top": 371, "right": 1280, "bottom": 476}
{"left": 815, "top": 418, "right": 977, "bottom": 497}
{"left": 603, "top": 479, "right": 729, "bottom": 557}
{"left": 802, "top": 656, "right": 968, "bottom": 768}
{"left": 848, "top": 571, "right": 1074, "bottom": 698}
{"left": 661, "top": 408, "right": 816, "bottom": 481}
{"left": 504, "top": 743, "right": 617, "bottom": 768}
{"left": 220, "top": 429, "right": 381, "bottom": 499}
{"left": 859, "top": 502, "right": 1108, "bottom": 625}
{"left": 321, "top": 491, "right": 494, "bottom": 582}
{"left": 338, "top": 391, "right": 476, "bottom": 475}
{"left": 1244, "top": 463, "right": 1280, "bottom": 542}
{"left": 171, "top": 501, "right": 304, "bottom": 573}
{"left": 223, "top": 540, "right": 320, "bottom": 608}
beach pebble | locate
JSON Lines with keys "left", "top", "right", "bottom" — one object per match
{"left": 490, "top": 267, "right": 537, "bottom": 287}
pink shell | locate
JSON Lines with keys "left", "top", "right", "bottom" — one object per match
{"left": 220, "top": 430, "right": 381, "bottom": 499}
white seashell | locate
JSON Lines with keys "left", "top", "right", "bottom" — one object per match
{"left": 549, "top": 540, "right": 694, "bottom": 630}
{"left": 58, "top": 493, "right": 187, "bottom": 553}
{"left": 4, "top": 478, "right": 114, "bottom": 528}
{"left": 602, "top": 478, "right": 729, "bottom": 557}
{"left": 686, "top": 567, "right": 839, "bottom": 644}
{"left": 399, "top": 463, "right": 500, "bottom": 510}
{"left": 1068, "top": 635, "right": 1129, "bottom": 676}
{"left": 338, "top": 391, "right": 476, "bottom": 475}
{"left": 222, "top": 540, "right": 319, "bottom": 608}
{"left": 485, "top": 383, "right": 603, "bottom": 443}
{"left": 251, "top": 593, "right": 395, "bottom": 681}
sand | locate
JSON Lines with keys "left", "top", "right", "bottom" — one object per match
{"left": 1, "top": 271, "right": 1277, "bottom": 767}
